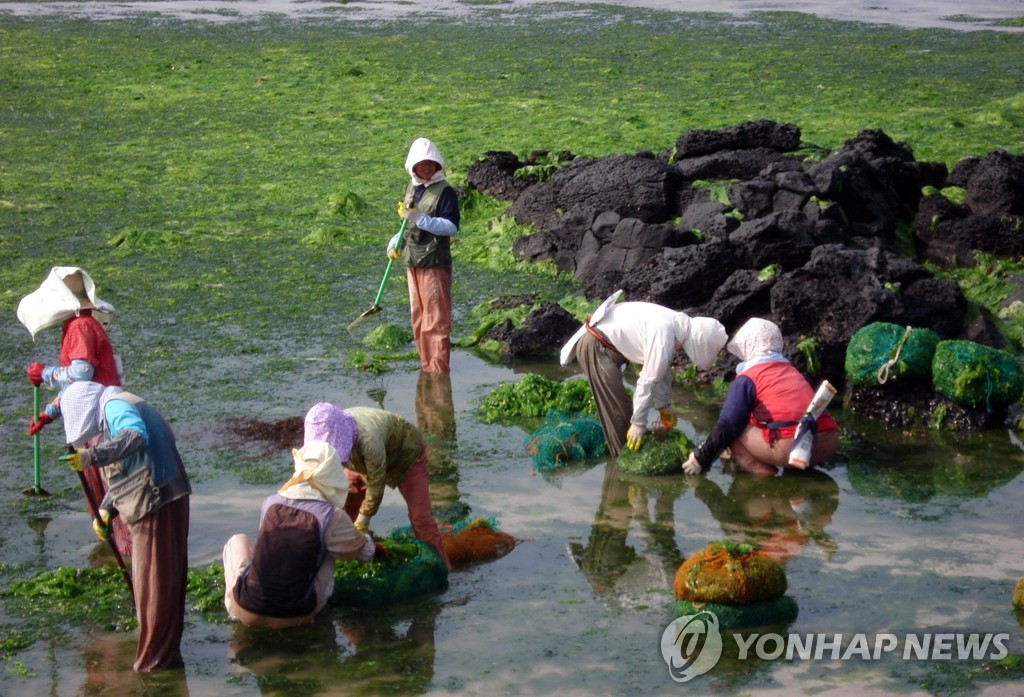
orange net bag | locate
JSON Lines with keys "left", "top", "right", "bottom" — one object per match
{"left": 673, "top": 540, "right": 787, "bottom": 605}
{"left": 440, "top": 517, "right": 521, "bottom": 565}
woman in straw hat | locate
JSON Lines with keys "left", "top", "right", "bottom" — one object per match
{"left": 19, "top": 267, "right": 131, "bottom": 559}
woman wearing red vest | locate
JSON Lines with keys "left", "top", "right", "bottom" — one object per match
{"left": 19, "top": 267, "right": 132, "bottom": 558}
{"left": 684, "top": 318, "right": 839, "bottom": 476}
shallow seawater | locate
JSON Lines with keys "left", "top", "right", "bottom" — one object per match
{"left": 1, "top": 3, "right": 1023, "bottom": 695}
{"left": 2, "top": 345, "right": 1024, "bottom": 696}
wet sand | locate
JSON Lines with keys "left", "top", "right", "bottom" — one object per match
{"left": 0, "top": 0, "right": 1022, "bottom": 30}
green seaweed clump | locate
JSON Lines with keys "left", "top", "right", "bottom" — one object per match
{"left": 1013, "top": 577, "right": 1024, "bottom": 610}
{"left": 845, "top": 322, "right": 940, "bottom": 387}
{"left": 187, "top": 563, "right": 228, "bottom": 621}
{"left": 616, "top": 429, "right": 694, "bottom": 476}
{"left": 932, "top": 340, "right": 1024, "bottom": 410}
{"left": 478, "top": 373, "right": 596, "bottom": 423}
{"left": 332, "top": 538, "right": 447, "bottom": 608}
{"left": 2, "top": 566, "right": 135, "bottom": 632}
{"left": 361, "top": 323, "right": 413, "bottom": 350}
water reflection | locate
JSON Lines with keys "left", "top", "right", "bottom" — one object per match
{"left": 85, "top": 630, "right": 191, "bottom": 696}
{"left": 694, "top": 469, "right": 840, "bottom": 562}
{"left": 568, "top": 462, "right": 686, "bottom": 607}
{"left": 227, "top": 603, "right": 439, "bottom": 696}
{"left": 415, "top": 371, "right": 470, "bottom": 523}
{"left": 568, "top": 461, "right": 840, "bottom": 609}
{"left": 845, "top": 431, "right": 1024, "bottom": 504}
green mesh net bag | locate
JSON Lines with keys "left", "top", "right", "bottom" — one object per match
{"left": 931, "top": 340, "right": 1024, "bottom": 410}
{"left": 674, "top": 541, "right": 787, "bottom": 605}
{"left": 673, "top": 596, "right": 799, "bottom": 630}
{"left": 332, "top": 536, "right": 448, "bottom": 608}
{"left": 845, "top": 322, "right": 940, "bottom": 387}
{"left": 616, "top": 429, "right": 694, "bottom": 476}
{"left": 524, "top": 409, "right": 607, "bottom": 471}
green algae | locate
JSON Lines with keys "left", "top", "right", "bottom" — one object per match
{"left": 332, "top": 539, "right": 447, "bottom": 608}
{"left": 361, "top": 323, "right": 413, "bottom": 351}
{"left": 616, "top": 429, "right": 694, "bottom": 476}
{"left": 478, "top": 373, "right": 597, "bottom": 423}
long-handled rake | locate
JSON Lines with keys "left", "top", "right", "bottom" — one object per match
{"left": 69, "top": 444, "right": 135, "bottom": 605}
{"left": 22, "top": 385, "right": 51, "bottom": 497}
{"left": 348, "top": 219, "right": 408, "bottom": 331}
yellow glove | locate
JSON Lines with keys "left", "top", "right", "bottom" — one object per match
{"left": 657, "top": 407, "right": 677, "bottom": 430}
{"left": 354, "top": 514, "right": 371, "bottom": 534}
{"left": 387, "top": 247, "right": 401, "bottom": 261}
{"left": 92, "top": 509, "right": 111, "bottom": 543}
{"left": 60, "top": 447, "right": 91, "bottom": 472}
{"left": 397, "top": 202, "right": 423, "bottom": 225}
{"left": 625, "top": 424, "right": 646, "bottom": 451}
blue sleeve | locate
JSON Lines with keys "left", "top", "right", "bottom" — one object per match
{"left": 43, "top": 359, "right": 95, "bottom": 388}
{"left": 104, "top": 399, "right": 149, "bottom": 448}
{"left": 434, "top": 186, "right": 460, "bottom": 228}
{"left": 716, "top": 376, "right": 756, "bottom": 434}
{"left": 694, "top": 376, "right": 756, "bottom": 468}
{"left": 411, "top": 184, "right": 460, "bottom": 236}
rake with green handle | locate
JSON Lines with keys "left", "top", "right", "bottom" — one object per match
{"left": 348, "top": 218, "right": 408, "bottom": 330}
{"left": 22, "top": 385, "right": 51, "bottom": 497}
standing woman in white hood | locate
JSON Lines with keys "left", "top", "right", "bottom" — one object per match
{"left": 387, "top": 137, "right": 460, "bottom": 373}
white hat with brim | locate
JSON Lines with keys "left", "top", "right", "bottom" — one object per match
{"left": 16, "top": 267, "right": 115, "bottom": 340}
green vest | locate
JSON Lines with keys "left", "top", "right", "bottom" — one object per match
{"left": 402, "top": 180, "right": 452, "bottom": 269}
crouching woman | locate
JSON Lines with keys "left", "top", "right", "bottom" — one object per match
{"left": 684, "top": 318, "right": 839, "bottom": 476}
{"left": 223, "top": 440, "right": 385, "bottom": 629}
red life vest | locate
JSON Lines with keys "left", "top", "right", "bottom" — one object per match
{"left": 739, "top": 361, "right": 838, "bottom": 442}
{"left": 60, "top": 312, "right": 120, "bottom": 386}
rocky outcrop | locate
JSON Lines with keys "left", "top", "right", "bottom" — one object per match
{"left": 464, "top": 121, "right": 1024, "bottom": 428}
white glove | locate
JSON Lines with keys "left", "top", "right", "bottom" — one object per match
{"left": 682, "top": 452, "right": 702, "bottom": 475}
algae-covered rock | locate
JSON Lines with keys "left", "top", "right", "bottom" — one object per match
{"left": 673, "top": 596, "right": 798, "bottom": 630}
{"left": 616, "top": 429, "right": 694, "bottom": 476}
{"left": 332, "top": 537, "right": 448, "bottom": 607}
{"left": 361, "top": 323, "right": 413, "bottom": 350}
{"left": 674, "top": 540, "right": 787, "bottom": 605}
{"left": 931, "top": 340, "right": 1024, "bottom": 410}
{"left": 845, "top": 322, "right": 940, "bottom": 388}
